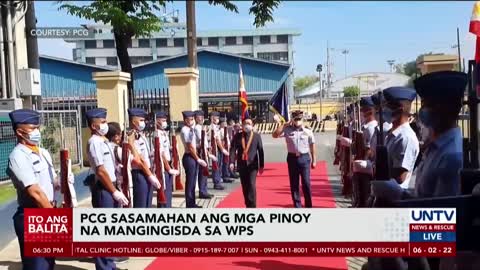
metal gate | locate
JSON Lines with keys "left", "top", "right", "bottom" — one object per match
{"left": 133, "top": 88, "right": 170, "bottom": 117}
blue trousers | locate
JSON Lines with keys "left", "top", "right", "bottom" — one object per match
{"left": 197, "top": 167, "right": 209, "bottom": 196}
{"left": 132, "top": 169, "right": 153, "bottom": 208}
{"left": 220, "top": 152, "right": 230, "bottom": 179}
{"left": 182, "top": 154, "right": 198, "bottom": 207}
{"left": 287, "top": 153, "right": 313, "bottom": 208}
{"left": 212, "top": 152, "right": 223, "bottom": 186}
{"left": 159, "top": 171, "right": 173, "bottom": 208}
{"left": 13, "top": 208, "right": 55, "bottom": 270}
{"left": 91, "top": 182, "right": 117, "bottom": 270}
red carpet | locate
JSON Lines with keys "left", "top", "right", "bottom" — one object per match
{"left": 146, "top": 161, "right": 347, "bottom": 270}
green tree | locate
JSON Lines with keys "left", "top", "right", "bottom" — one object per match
{"left": 294, "top": 75, "right": 319, "bottom": 92}
{"left": 58, "top": 0, "right": 280, "bottom": 102}
{"left": 343, "top": 85, "right": 360, "bottom": 98}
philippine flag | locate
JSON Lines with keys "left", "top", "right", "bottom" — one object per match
{"left": 470, "top": 1, "right": 480, "bottom": 61}
{"left": 238, "top": 64, "right": 249, "bottom": 120}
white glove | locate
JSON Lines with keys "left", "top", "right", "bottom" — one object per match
{"left": 229, "top": 163, "right": 235, "bottom": 171}
{"left": 208, "top": 154, "right": 218, "bottom": 162}
{"left": 112, "top": 191, "right": 129, "bottom": 206}
{"left": 222, "top": 149, "right": 229, "bottom": 156}
{"left": 370, "top": 179, "right": 403, "bottom": 201}
{"left": 353, "top": 160, "right": 373, "bottom": 175}
{"left": 53, "top": 176, "right": 61, "bottom": 191}
{"left": 197, "top": 159, "right": 207, "bottom": 167}
{"left": 148, "top": 175, "right": 161, "bottom": 190}
{"left": 339, "top": 136, "right": 352, "bottom": 147}
{"left": 168, "top": 169, "right": 179, "bottom": 176}
{"left": 273, "top": 114, "right": 281, "bottom": 123}
{"left": 68, "top": 172, "right": 75, "bottom": 184}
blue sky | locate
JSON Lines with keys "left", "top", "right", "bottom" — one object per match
{"left": 36, "top": 1, "right": 476, "bottom": 78}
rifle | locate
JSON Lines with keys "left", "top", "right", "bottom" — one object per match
{"left": 370, "top": 91, "right": 391, "bottom": 207}
{"left": 340, "top": 103, "right": 352, "bottom": 197}
{"left": 121, "top": 91, "right": 132, "bottom": 208}
{"left": 59, "top": 120, "right": 77, "bottom": 208}
{"left": 333, "top": 111, "right": 343, "bottom": 165}
{"left": 200, "top": 127, "right": 210, "bottom": 176}
{"left": 170, "top": 124, "right": 184, "bottom": 190}
{"left": 154, "top": 114, "right": 167, "bottom": 207}
{"left": 210, "top": 127, "right": 220, "bottom": 171}
{"left": 223, "top": 126, "right": 229, "bottom": 164}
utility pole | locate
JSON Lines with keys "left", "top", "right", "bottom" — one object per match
{"left": 316, "top": 64, "right": 323, "bottom": 121}
{"left": 342, "top": 49, "right": 349, "bottom": 78}
{"left": 25, "top": 0, "right": 40, "bottom": 109}
{"left": 186, "top": 1, "right": 197, "bottom": 68}
{"left": 456, "top": 27, "right": 461, "bottom": 72}
{"left": 326, "top": 41, "right": 330, "bottom": 89}
{"left": 387, "top": 60, "right": 395, "bottom": 72}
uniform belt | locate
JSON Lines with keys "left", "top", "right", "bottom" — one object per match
{"left": 288, "top": 152, "right": 309, "bottom": 157}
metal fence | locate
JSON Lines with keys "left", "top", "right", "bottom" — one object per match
{"left": 0, "top": 109, "right": 82, "bottom": 182}
{"left": 132, "top": 88, "right": 170, "bottom": 117}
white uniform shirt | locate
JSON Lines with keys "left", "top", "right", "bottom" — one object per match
{"left": 87, "top": 134, "right": 116, "bottom": 183}
{"left": 132, "top": 133, "right": 151, "bottom": 169}
{"left": 8, "top": 144, "right": 56, "bottom": 206}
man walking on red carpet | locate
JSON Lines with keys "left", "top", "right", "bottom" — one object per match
{"left": 229, "top": 117, "right": 264, "bottom": 208}
{"left": 273, "top": 110, "right": 317, "bottom": 208}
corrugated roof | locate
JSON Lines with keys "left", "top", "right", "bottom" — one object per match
{"left": 133, "top": 48, "right": 290, "bottom": 68}
{"left": 39, "top": 55, "right": 114, "bottom": 71}
{"left": 297, "top": 72, "right": 411, "bottom": 98}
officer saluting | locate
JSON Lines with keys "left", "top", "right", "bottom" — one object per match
{"left": 155, "top": 111, "right": 179, "bottom": 208}
{"left": 193, "top": 110, "right": 213, "bottom": 199}
{"left": 85, "top": 108, "right": 128, "bottom": 270}
{"left": 7, "top": 109, "right": 57, "bottom": 270}
{"left": 128, "top": 108, "right": 161, "bottom": 208}
{"left": 229, "top": 117, "right": 264, "bottom": 207}
{"left": 273, "top": 110, "right": 316, "bottom": 208}
{"left": 180, "top": 111, "right": 207, "bottom": 208}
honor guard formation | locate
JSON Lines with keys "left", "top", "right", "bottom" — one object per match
{"left": 6, "top": 67, "right": 480, "bottom": 270}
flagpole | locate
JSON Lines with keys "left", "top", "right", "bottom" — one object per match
{"left": 238, "top": 60, "right": 241, "bottom": 122}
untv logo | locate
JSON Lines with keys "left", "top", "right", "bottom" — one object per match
{"left": 409, "top": 208, "right": 456, "bottom": 224}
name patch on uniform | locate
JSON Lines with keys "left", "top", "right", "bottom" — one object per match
{"left": 104, "top": 152, "right": 110, "bottom": 155}
{"left": 33, "top": 160, "right": 40, "bottom": 165}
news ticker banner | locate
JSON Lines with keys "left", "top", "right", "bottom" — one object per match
{"left": 24, "top": 208, "right": 456, "bottom": 257}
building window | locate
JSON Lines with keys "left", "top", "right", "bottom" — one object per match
{"left": 103, "top": 40, "right": 115, "bottom": 48}
{"left": 173, "top": 38, "right": 184, "bottom": 47}
{"left": 85, "top": 57, "right": 96, "bottom": 64}
{"left": 225, "top": 36, "right": 237, "bottom": 45}
{"left": 196, "top": 38, "right": 203, "bottom": 46}
{"left": 277, "top": 35, "right": 288, "bottom": 44}
{"left": 130, "top": 56, "right": 153, "bottom": 65}
{"left": 85, "top": 40, "right": 97, "bottom": 49}
{"left": 156, "top": 39, "right": 167, "bottom": 47}
{"left": 259, "top": 35, "right": 271, "bottom": 44}
{"left": 208, "top": 37, "right": 219, "bottom": 46}
{"left": 257, "top": 52, "right": 288, "bottom": 62}
{"left": 138, "top": 39, "right": 150, "bottom": 48}
{"left": 106, "top": 57, "right": 117, "bottom": 66}
{"left": 240, "top": 53, "right": 253, "bottom": 58}
{"left": 242, "top": 36, "right": 253, "bottom": 45}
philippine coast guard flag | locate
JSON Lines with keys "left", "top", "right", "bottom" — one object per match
{"left": 238, "top": 64, "right": 249, "bottom": 120}
{"left": 269, "top": 82, "right": 289, "bottom": 122}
